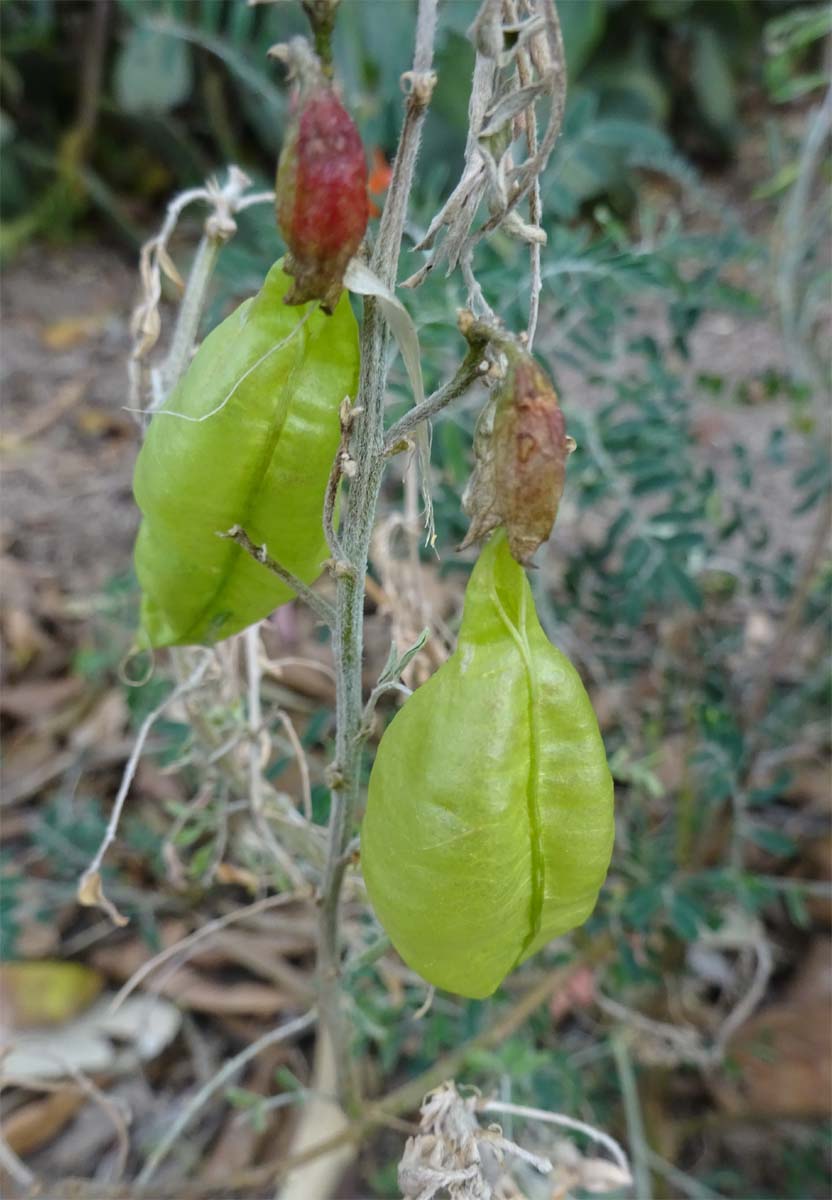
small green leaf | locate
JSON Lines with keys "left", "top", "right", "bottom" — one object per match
{"left": 662, "top": 560, "right": 703, "bottom": 611}
{"left": 623, "top": 886, "right": 663, "bottom": 931}
{"left": 378, "top": 628, "right": 430, "bottom": 686}
{"left": 225, "top": 1087, "right": 261, "bottom": 1110}
{"left": 783, "top": 887, "right": 810, "bottom": 929}
{"left": 558, "top": 0, "right": 606, "bottom": 76}
{"left": 669, "top": 893, "right": 701, "bottom": 942}
{"left": 114, "top": 27, "right": 193, "bottom": 115}
{"left": 747, "top": 826, "right": 797, "bottom": 858}
{"left": 692, "top": 26, "right": 737, "bottom": 138}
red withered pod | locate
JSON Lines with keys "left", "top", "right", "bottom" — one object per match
{"left": 275, "top": 38, "right": 369, "bottom": 313}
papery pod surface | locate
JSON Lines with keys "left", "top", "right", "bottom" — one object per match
{"left": 461, "top": 347, "right": 569, "bottom": 566}
{"left": 132, "top": 261, "right": 359, "bottom": 648}
{"left": 361, "top": 531, "right": 614, "bottom": 999}
{"left": 493, "top": 352, "right": 568, "bottom": 565}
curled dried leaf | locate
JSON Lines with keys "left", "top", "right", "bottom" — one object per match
{"left": 77, "top": 870, "right": 129, "bottom": 927}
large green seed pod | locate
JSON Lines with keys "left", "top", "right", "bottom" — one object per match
{"left": 132, "top": 261, "right": 359, "bottom": 648}
{"left": 361, "top": 531, "right": 614, "bottom": 999}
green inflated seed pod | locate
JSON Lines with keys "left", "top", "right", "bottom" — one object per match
{"left": 132, "top": 261, "right": 359, "bottom": 648}
{"left": 361, "top": 530, "right": 614, "bottom": 999}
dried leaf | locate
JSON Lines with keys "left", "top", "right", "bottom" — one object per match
{"left": 70, "top": 689, "right": 128, "bottom": 752}
{"left": 92, "top": 938, "right": 293, "bottom": 1016}
{"left": 0, "top": 677, "right": 83, "bottom": 721}
{"left": 0, "top": 607, "right": 50, "bottom": 669}
{"left": 215, "top": 862, "right": 262, "bottom": 891}
{"left": 343, "top": 259, "right": 424, "bottom": 407}
{"left": 718, "top": 997, "right": 832, "bottom": 1118}
{"left": 2, "top": 994, "right": 181, "bottom": 1081}
{"left": 378, "top": 628, "right": 430, "bottom": 686}
{"left": 479, "top": 81, "right": 549, "bottom": 138}
{"left": 40, "top": 313, "right": 110, "bottom": 351}
{"left": 156, "top": 244, "right": 185, "bottom": 292}
{"left": 77, "top": 871, "right": 129, "bottom": 927}
{"left": 1, "top": 1090, "right": 84, "bottom": 1157}
{"left": 0, "top": 962, "right": 103, "bottom": 1031}
{"left": 578, "top": 1157, "right": 634, "bottom": 1194}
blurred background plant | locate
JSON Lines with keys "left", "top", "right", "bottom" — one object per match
{"left": 1, "top": 0, "right": 828, "bottom": 249}
{"left": 1, "top": 2, "right": 830, "bottom": 1198}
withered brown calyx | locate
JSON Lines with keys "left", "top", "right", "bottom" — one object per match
{"left": 461, "top": 342, "right": 569, "bottom": 566}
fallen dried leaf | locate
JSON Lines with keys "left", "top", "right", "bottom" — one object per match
{"left": 74, "top": 407, "right": 134, "bottom": 439}
{"left": 215, "top": 861, "right": 261, "bottom": 892}
{"left": 92, "top": 938, "right": 292, "bottom": 1016}
{"left": 1, "top": 1089, "right": 84, "bottom": 1157}
{"left": 784, "top": 765, "right": 832, "bottom": 812}
{"left": 0, "top": 677, "right": 83, "bottom": 721}
{"left": 0, "top": 607, "right": 51, "bottom": 671}
{"left": 77, "top": 871, "right": 129, "bottom": 928}
{"left": 2, "top": 994, "right": 181, "bottom": 1080}
{"left": 0, "top": 962, "right": 103, "bottom": 1031}
{"left": 40, "top": 313, "right": 110, "bottom": 350}
{"left": 0, "top": 380, "right": 87, "bottom": 449}
{"left": 70, "top": 689, "right": 128, "bottom": 751}
{"left": 718, "top": 996, "right": 832, "bottom": 1118}
{"left": 783, "top": 937, "right": 832, "bottom": 1005}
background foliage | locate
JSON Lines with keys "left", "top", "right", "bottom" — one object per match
{"left": 1, "top": 1, "right": 829, "bottom": 1198}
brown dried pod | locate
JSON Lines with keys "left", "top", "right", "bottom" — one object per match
{"left": 461, "top": 345, "right": 569, "bottom": 565}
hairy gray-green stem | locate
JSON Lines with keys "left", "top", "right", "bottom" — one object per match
{"left": 383, "top": 347, "right": 489, "bottom": 454}
{"left": 158, "top": 233, "right": 222, "bottom": 402}
{"left": 317, "top": 0, "right": 439, "bottom": 1112}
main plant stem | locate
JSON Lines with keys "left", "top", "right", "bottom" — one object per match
{"left": 316, "top": 0, "right": 438, "bottom": 1113}
{"left": 317, "top": 307, "right": 386, "bottom": 1112}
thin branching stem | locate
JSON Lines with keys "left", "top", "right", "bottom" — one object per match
{"left": 107, "top": 891, "right": 310, "bottom": 1015}
{"left": 220, "top": 524, "right": 336, "bottom": 627}
{"left": 383, "top": 347, "right": 488, "bottom": 452}
{"left": 479, "top": 1099, "right": 631, "bottom": 1178}
{"left": 77, "top": 653, "right": 211, "bottom": 924}
{"left": 612, "top": 1032, "right": 652, "bottom": 1200}
{"left": 158, "top": 233, "right": 222, "bottom": 401}
{"left": 137, "top": 1009, "right": 317, "bottom": 1186}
